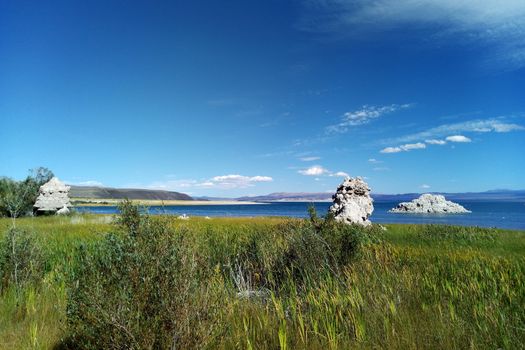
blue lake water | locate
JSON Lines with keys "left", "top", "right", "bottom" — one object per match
{"left": 75, "top": 200, "right": 525, "bottom": 230}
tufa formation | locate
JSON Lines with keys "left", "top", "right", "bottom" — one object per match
{"left": 329, "top": 177, "right": 374, "bottom": 226}
{"left": 34, "top": 177, "right": 72, "bottom": 215}
{"left": 389, "top": 193, "right": 471, "bottom": 214}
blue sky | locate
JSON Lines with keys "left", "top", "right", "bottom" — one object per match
{"left": 1, "top": 0, "right": 524, "bottom": 196}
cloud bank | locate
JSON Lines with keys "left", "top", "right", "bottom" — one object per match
{"left": 390, "top": 118, "right": 524, "bottom": 144}
{"left": 425, "top": 139, "right": 446, "bottom": 145}
{"left": 147, "top": 174, "right": 273, "bottom": 191}
{"left": 299, "top": 0, "right": 525, "bottom": 69}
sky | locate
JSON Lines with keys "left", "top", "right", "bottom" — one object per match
{"left": 1, "top": 0, "right": 524, "bottom": 197}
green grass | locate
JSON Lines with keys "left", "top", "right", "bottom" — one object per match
{"left": 1, "top": 213, "right": 524, "bottom": 349}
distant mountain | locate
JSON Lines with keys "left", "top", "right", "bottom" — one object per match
{"left": 236, "top": 192, "right": 333, "bottom": 202}
{"left": 435, "top": 190, "right": 525, "bottom": 202}
{"left": 68, "top": 185, "right": 525, "bottom": 203}
{"left": 193, "top": 196, "right": 227, "bottom": 201}
{"left": 69, "top": 185, "right": 193, "bottom": 201}
{"left": 236, "top": 190, "right": 525, "bottom": 202}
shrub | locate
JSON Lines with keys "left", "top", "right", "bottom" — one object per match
{"left": 0, "top": 228, "right": 46, "bottom": 293}
{"left": 0, "top": 179, "right": 36, "bottom": 221}
{"left": 0, "top": 167, "right": 54, "bottom": 219}
{"left": 222, "top": 208, "right": 383, "bottom": 294}
{"left": 65, "top": 201, "right": 224, "bottom": 349}
{"left": 310, "top": 206, "right": 383, "bottom": 265}
{"left": 64, "top": 202, "right": 382, "bottom": 348}
{"left": 233, "top": 219, "right": 337, "bottom": 291}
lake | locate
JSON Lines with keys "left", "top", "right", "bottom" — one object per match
{"left": 75, "top": 200, "right": 525, "bottom": 230}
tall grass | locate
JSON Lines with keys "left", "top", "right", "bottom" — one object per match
{"left": 0, "top": 206, "right": 524, "bottom": 349}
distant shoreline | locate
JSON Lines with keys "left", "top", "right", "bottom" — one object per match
{"left": 72, "top": 198, "right": 264, "bottom": 206}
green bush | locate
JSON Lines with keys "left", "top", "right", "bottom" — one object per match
{"left": 0, "top": 167, "right": 54, "bottom": 219}
{"left": 64, "top": 201, "right": 380, "bottom": 348}
{"left": 220, "top": 207, "right": 382, "bottom": 294}
{"left": 0, "top": 228, "right": 46, "bottom": 293}
{"left": 310, "top": 206, "right": 383, "bottom": 265}
{"left": 227, "top": 219, "right": 337, "bottom": 292}
{"left": 65, "top": 200, "right": 224, "bottom": 349}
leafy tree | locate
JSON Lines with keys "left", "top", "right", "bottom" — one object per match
{"left": 0, "top": 167, "right": 55, "bottom": 222}
{"left": 23, "top": 167, "right": 55, "bottom": 211}
{"left": 0, "top": 179, "right": 35, "bottom": 226}
{"left": 28, "top": 167, "right": 54, "bottom": 186}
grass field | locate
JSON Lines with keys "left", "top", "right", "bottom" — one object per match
{"left": 1, "top": 210, "right": 524, "bottom": 349}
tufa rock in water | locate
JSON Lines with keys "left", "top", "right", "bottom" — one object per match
{"left": 33, "top": 177, "right": 72, "bottom": 214}
{"left": 389, "top": 193, "right": 471, "bottom": 214}
{"left": 329, "top": 177, "right": 374, "bottom": 226}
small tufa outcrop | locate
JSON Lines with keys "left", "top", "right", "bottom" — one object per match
{"left": 329, "top": 177, "right": 374, "bottom": 226}
{"left": 389, "top": 193, "right": 471, "bottom": 214}
{"left": 56, "top": 205, "right": 71, "bottom": 215}
{"left": 34, "top": 177, "right": 72, "bottom": 214}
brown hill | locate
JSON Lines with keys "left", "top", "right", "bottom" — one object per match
{"left": 69, "top": 185, "right": 193, "bottom": 201}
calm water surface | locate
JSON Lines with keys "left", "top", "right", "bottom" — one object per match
{"left": 76, "top": 200, "right": 525, "bottom": 230}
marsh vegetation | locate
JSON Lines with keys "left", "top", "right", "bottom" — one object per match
{"left": 0, "top": 202, "right": 524, "bottom": 349}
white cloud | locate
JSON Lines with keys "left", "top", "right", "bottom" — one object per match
{"left": 247, "top": 176, "right": 273, "bottom": 182}
{"left": 446, "top": 135, "right": 472, "bottom": 143}
{"left": 147, "top": 174, "right": 273, "bottom": 191}
{"left": 147, "top": 178, "right": 199, "bottom": 189}
{"left": 380, "top": 142, "right": 426, "bottom": 153}
{"left": 380, "top": 134, "right": 473, "bottom": 154}
{"left": 491, "top": 123, "right": 525, "bottom": 132}
{"left": 402, "top": 142, "right": 427, "bottom": 151}
{"left": 368, "top": 158, "right": 383, "bottom": 163}
{"left": 380, "top": 147, "right": 403, "bottom": 154}
{"left": 299, "top": 0, "right": 525, "bottom": 69}
{"left": 387, "top": 118, "right": 524, "bottom": 144}
{"left": 300, "top": 156, "right": 321, "bottom": 161}
{"left": 298, "top": 165, "right": 349, "bottom": 178}
{"left": 420, "top": 184, "right": 431, "bottom": 189}
{"left": 146, "top": 179, "right": 199, "bottom": 190}
{"left": 298, "top": 165, "right": 329, "bottom": 176}
{"left": 326, "top": 104, "right": 412, "bottom": 133}
{"left": 425, "top": 139, "right": 447, "bottom": 145}
{"left": 373, "top": 167, "right": 390, "bottom": 171}
{"left": 210, "top": 174, "right": 273, "bottom": 188}
{"left": 330, "top": 171, "right": 350, "bottom": 177}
